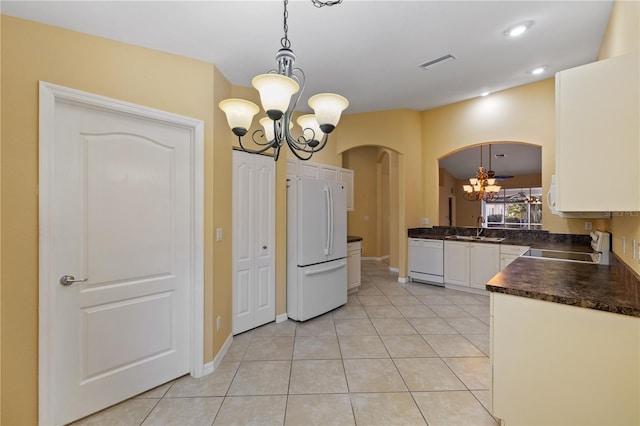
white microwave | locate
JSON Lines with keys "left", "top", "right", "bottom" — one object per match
{"left": 547, "top": 175, "right": 611, "bottom": 219}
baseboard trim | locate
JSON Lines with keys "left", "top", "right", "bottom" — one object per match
{"left": 276, "top": 313, "right": 288, "bottom": 323}
{"left": 388, "top": 266, "right": 399, "bottom": 273}
{"left": 207, "top": 332, "right": 233, "bottom": 375}
{"left": 397, "top": 276, "right": 409, "bottom": 283}
{"left": 362, "top": 256, "right": 390, "bottom": 261}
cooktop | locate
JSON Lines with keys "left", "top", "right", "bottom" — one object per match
{"left": 522, "top": 248, "right": 596, "bottom": 263}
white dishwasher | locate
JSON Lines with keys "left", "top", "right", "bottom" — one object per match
{"left": 408, "top": 238, "right": 444, "bottom": 285}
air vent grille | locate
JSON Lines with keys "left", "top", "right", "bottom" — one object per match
{"left": 419, "top": 54, "right": 457, "bottom": 70}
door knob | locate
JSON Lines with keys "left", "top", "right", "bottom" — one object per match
{"left": 59, "top": 275, "right": 88, "bottom": 286}
{"left": 263, "top": 245, "right": 267, "bottom": 250}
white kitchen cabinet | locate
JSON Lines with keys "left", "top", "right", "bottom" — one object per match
{"left": 287, "top": 159, "right": 354, "bottom": 211}
{"left": 444, "top": 241, "right": 470, "bottom": 286}
{"left": 491, "top": 293, "right": 640, "bottom": 425}
{"left": 499, "top": 244, "right": 529, "bottom": 269}
{"left": 339, "top": 169, "right": 354, "bottom": 211}
{"left": 347, "top": 241, "right": 362, "bottom": 293}
{"left": 298, "top": 161, "right": 321, "bottom": 179}
{"left": 445, "top": 241, "right": 499, "bottom": 291}
{"left": 469, "top": 243, "right": 500, "bottom": 290}
{"left": 286, "top": 159, "right": 297, "bottom": 177}
{"left": 555, "top": 51, "right": 639, "bottom": 212}
{"left": 321, "top": 165, "right": 339, "bottom": 181}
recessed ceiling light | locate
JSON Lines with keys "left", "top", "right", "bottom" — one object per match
{"left": 504, "top": 21, "right": 533, "bottom": 37}
{"left": 530, "top": 66, "right": 546, "bottom": 75}
{"left": 481, "top": 91, "right": 490, "bottom": 97}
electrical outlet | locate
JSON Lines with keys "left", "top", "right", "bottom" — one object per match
{"left": 364, "top": 216, "right": 369, "bottom": 222}
{"left": 216, "top": 316, "right": 221, "bottom": 331}
{"left": 422, "top": 218, "right": 430, "bottom": 225}
{"left": 216, "top": 228, "right": 223, "bottom": 241}
{"left": 584, "top": 222, "right": 592, "bottom": 231}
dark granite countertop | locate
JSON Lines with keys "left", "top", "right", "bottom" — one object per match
{"left": 408, "top": 226, "right": 640, "bottom": 318}
{"left": 487, "top": 256, "right": 640, "bottom": 318}
{"left": 407, "top": 227, "right": 593, "bottom": 252}
{"left": 347, "top": 235, "right": 363, "bottom": 243}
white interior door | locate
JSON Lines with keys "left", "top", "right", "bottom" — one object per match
{"left": 39, "top": 83, "right": 204, "bottom": 425}
{"left": 232, "top": 151, "right": 275, "bottom": 334}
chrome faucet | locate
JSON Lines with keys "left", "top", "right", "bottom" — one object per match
{"left": 476, "top": 216, "right": 485, "bottom": 237}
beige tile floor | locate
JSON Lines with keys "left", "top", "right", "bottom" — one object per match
{"left": 73, "top": 260, "right": 498, "bottom": 426}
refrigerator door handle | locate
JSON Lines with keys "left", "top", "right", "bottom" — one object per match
{"left": 324, "top": 185, "right": 331, "bottom": 255}
{"left": 303, "top": 261, "right": 347, "bottom": 276}
{"left": 328, "top": 184, "right": 334, "bottom": 256}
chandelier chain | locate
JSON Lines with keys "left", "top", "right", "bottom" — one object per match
{"left": 281, "top": 0, "right": 291, "bottom": 49}
{"left": 311, "top": 0, "right": 343, "bottom": 7}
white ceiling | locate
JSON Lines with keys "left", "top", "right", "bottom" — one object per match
{"left": 1, "top": 0, "right": 610, "bottom": 177}
{"left": 438, "top": 143, "right": 542, "bottom": 180}
{"left": 1, "top": 0, "right": 613, "bottom": 115}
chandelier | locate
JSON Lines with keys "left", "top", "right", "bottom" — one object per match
{"left": 218, "top": 0, "right": 348, "bottom": 161}
{"left": 463, "top": 145, "right": 502, "bottom": 201}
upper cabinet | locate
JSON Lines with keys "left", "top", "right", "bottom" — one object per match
{"left": 287, "top": 159, "right": 354, "bottom": 211}
{"left": 555, "top": 52, "right": 639, "bottom": 212}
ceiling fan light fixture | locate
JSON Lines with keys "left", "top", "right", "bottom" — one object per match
{"left": 504, "top": 20, "right": 533, "bottom": 37}
{"left": 462, "top": 145, "right": 502, "bottom": 202}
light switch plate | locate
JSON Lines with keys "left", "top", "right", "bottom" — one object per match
{"left": 216, "top": 228, "right": 223, "bottom": 241}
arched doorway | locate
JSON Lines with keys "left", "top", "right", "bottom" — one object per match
{"left": 438, "top": 142, "right": 542, "bottom": 228}
{"left": 342, "top": 146, "right": 398, "bottom": 269}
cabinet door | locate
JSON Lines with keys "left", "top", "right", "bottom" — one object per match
{"left": 339, "top": 168, "right": 354, "bottom": 211}
{"left": 470, "top": 243, "right": 500, "bottom": 290}
{"left": 556, "top": 52, "right": 639, "bottom": 211}
{"left": 347, "top": 242, "right": 361, "bottom": 292}
{"left": 298, "top": 161, "right": 320, "bottom": 178}
{"left": 321, "top": 166, "right": 339, "bottom": 181}
{"left": 286, "top": 159, "right": 297, "bottom": 178}
{"left": 444, "top": 241, "right": 469, "bottom": 286}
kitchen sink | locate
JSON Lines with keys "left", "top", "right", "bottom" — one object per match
{"left": 446, "top": 235, "right": 505, "bottom": 242}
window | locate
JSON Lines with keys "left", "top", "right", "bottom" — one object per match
{"left": 483, "top": 187, "right": 542, "bottom": 230}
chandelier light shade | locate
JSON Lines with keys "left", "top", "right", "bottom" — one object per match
{"left": 296, "top": 114, "right": 323, "bottom": 145}
{"left": 252, "top": 74, "right": 300, "bottom": 119}
{"left": 218, "top": 0, "right": 348, "bottom": 161}
{"left": 218, "top": 99, "right": 260, "bottom": 136}
{"left": 307, "top": 93, "right": 350, "bottom": 132}
{"left": 463, "top": 145, "right": 502, "bottom": 201}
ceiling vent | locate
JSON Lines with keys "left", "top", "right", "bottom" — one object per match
{"left": 419, "top": 54, "right": 457, "bottom": 70}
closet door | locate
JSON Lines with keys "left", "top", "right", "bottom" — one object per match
{"left": 232, "top": 151, "right": 275, "bottom": 334}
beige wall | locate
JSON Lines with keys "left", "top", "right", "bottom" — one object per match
{"left": 337, "top": 109, "right": 422, "bottom": 276}
{"left": 422, "top": 78, "right": 598, "bottom": 237}
{"left": 0, "top": 16, "right": 225, "bottom": 424}
{"left": 598, "top": 0, "right": 640, "bottom": 274}
{"left": 343, "top": 146, "right": 379, "bottom": 257}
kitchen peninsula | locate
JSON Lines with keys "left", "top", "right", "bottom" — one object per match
{"left": 488, "top": 250, "right": 640, "bottom": 425}
{"left": 409, "top": 226, "right": 640, "bottom": 424}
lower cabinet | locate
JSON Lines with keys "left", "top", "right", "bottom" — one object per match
{"left": 444, "top": 241, "right": 500, "bottom": 291}
{"left": 491, "top": 293, "right": 640, "bottom": 425}
{"left": 499, "top": 244, "right": 529, "bottom": 269}
{"left": 347, "top": 241, "right": 362, "bottom": 293}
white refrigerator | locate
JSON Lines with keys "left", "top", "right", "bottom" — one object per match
{"left": 287, "top": 177, "right": 347, "bottom": 321}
